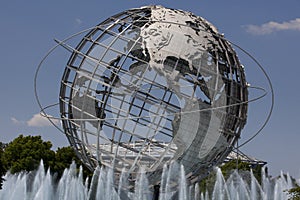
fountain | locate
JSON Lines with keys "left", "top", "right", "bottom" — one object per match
{"left": 0, "top": 161, "right": 297, "bottom": 200}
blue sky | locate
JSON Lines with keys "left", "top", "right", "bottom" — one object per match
{"left": 1, "top": 0, "right": 299, "bottom": 178}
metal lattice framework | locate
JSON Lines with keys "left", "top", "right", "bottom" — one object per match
{"left": 58, "top": 5, "right": 248, "bottom": 184}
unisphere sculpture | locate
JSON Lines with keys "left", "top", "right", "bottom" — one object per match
{"left": 57, "top": 5, "right": 248, "bottom": 185}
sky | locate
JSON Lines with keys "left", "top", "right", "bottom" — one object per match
{"left": 0, "top": 0, "right": 299, "bottom": 178}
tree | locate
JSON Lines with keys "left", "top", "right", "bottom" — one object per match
{"left": 1, "top": 134, "right": 92, "bottom": 179}
{"left": 0, "top": 134, "right": 95, "bottom": 190}
{"left": 51, "top": 146, "right": 92, "bottom": 179}
{"left": 220, "top": 159, "right": 262, "bottom": 182}
{"left": 199, "top": 159, "right": 263, "bottom": 194}
{"left": 51, "top": 146, "right": 78, "bottom": 176}
{"left": 1, "top": 135, "right": 55, "bottom": 174}
{"left": 0, "top": 142, "right": 6, "bottom": 189}
{"left": 288, "top": 186, "right": 300, "bottom": 200}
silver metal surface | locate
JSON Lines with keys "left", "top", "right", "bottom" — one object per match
{"left": 59, "top": 5, "right": 248, "bottom": 184}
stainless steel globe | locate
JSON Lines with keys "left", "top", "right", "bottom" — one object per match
{"left": 59, "top": 5, "right": 248, "bottom": 185}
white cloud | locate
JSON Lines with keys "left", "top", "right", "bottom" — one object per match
{"left": 75, "top": 18, "right": 83, "bottom": 26}
{"left": 245, "top": 18, "right": 300, "bottom": 35}
{"left": 26, "top": 113, "right": 60, "bottom": 127}
{"left": 11, "top": 117, "right": 25, "bottom": 125}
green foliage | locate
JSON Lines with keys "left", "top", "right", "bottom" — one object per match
{"left": 0, "top": 142, "right": 6, "bottom": 189}
{"left": 51, "top": 146, "right": 92, "bottom": 179}
{"left": 0, "top": 135, "right": 93, "bottom": 187}
{"left": 199, "top": 171, "right": 217, "bottom": 194}
{"left": 220, "top": 159, "right": 262, "bottom": 182}
{"left": 2, "top": 135, "right": 55, "bottom": 174}
{"left": 288, "top": 186, "right": 300, "bottom": 200}
{"left": 199, "top": 159, "right": 263, "bottom": 194}
{"left": 51, "top": 146, "right": 78, "bottom": 176}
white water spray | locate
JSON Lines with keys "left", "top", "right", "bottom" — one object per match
{"left": 0, "top": 161, "right": 297, "bottom": 200}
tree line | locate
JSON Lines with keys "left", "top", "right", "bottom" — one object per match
{"left": 0, "top": 134, "right": 91, "bottom": 189}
